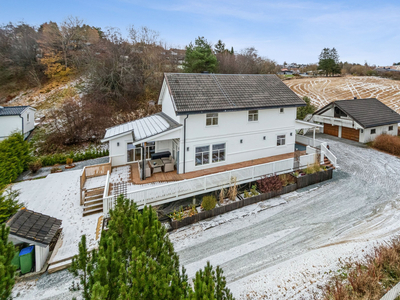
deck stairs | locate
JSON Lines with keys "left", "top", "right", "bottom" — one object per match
{"left": 322, "top": 157, "right": 335, "bottom": 169}
{"left": 83, "top": 187, "right": 104, "bottom": 217}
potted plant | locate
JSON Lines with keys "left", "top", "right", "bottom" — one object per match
{"left": 65, "top": 157, "right": 76, "bottom": 169}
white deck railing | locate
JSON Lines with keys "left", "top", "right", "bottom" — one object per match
{"left": 321, "top": 143, "right": 337, "bottom": 167}
{"left": 296, "top": 135, "right": 322, "bottom": 148}
{"left": 296, "top": 135, "right": 337, "bottom": 168}
{"left": 103, "top": 153, "right": 317, "bottom": 215}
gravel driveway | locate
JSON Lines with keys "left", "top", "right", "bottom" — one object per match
{"left": 172, "top": 136, "right": 400, "bottom": 298}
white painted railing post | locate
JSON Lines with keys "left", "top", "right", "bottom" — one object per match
{"left": 204, "top": 177, "right": 207, "bottom": 190}
{"left": 144, "top": 190, "right": 147, "bottom": 206}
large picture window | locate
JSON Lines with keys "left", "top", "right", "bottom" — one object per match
{"left": 212, "top": 143, "right": 225, "bottom": 163}
{"left": 248, "top": 110, "right": 258, "bottom": 121}
{"left": 206, "top": 113, "right": 218, "bottom": 126}
{"left": 195, "top": 146, "right": 210, "bottom": 165}
{"left": 277, "top": 135, "right": 286, "bottom": 146}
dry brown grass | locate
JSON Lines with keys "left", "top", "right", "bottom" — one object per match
{"left": 322, "top": 237, "right": 400, "bottom": 300}
{"left": 284, "top": 76, "right": 400, "bottom": 114}
{"left": 372, "top": 134, "right": 400, "bottom": 156}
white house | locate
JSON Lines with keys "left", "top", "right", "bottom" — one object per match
{"left": 311, "top": 98, "right": 400, "bottom": 143}
{"left": 102, "top": 73, "right": 321, "bottom": 178}
{"left": 0, "top": 105, "right": 36, "bottom": 141}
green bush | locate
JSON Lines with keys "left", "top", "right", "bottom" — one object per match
{"left": 201, "top": 195, "right": 217, "bottom": 211}
{"left": 0, "top": 133, "right": 31, "bottom": 189}
{"left": 28, "top": 159, "right": 42, "bottom": 173}
{"left": 39, "top": 148, "right": 109, "bottom": 167}
{"left": 0, "top": 188, "right": 22, "bottom": 224}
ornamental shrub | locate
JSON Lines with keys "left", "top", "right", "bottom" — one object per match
{"left": 257, "top": 175, "right": 282, "bottom": 193}
{"left": 0, "top": 132, "right": 31, "bottom": 189}
{"left": 202, "top": 195, "right": 217, "bottom": 211}
{"left": 0, "top": 223, "right": 17, "bottom": 298}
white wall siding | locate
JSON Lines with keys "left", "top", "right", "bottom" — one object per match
{"left": 108, "top": 134, "right": 133, "bottom": 166}
{"left": 0, "top": 115, "right": 22, "bottom": 140}
{"left": 161, "top": 89, "right": 179, "bottom": 122}
{"left": 22, "top": 108, "right": 35, "bottom": 135}
{"left": 178, "top": 108, "right": 297, "bottom": 173}
{"left": 35, "top": 245, "right": 49, "bottom": 272}
{"left": 360, "top": 123, "right": 398, "bottom": 143}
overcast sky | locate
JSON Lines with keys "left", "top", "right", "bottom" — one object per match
{"left": 1, "top": 0, "right": 398, "bottom": 65}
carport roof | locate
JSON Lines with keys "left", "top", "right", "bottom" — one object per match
{"left": 314, "top": 98, "right": 400, "bottom": 128}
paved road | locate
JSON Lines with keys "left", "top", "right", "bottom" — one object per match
{"left": 174, "top": 136, "right": 400, "bottom": 297}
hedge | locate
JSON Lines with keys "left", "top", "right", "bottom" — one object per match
{"left": 39, "top": 148, "right": 109, "bottom": 167}
{"left": 0, "top": 133, "right": 31, "bottom": 189}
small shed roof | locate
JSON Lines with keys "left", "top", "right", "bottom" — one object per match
{"left": 7, "top": 208, "right": 62, "bottom": 247}
{"left": 314, "top": 98, "right": 400, "bottom": 128}
{"left": 102, "top": 112, "right": 181, "bottom": 142}
{"left": 162, "top": 73, "right": 305, "bottom": 115}
{"left": 0, "top": 106, "right": 35, "bottom": 116}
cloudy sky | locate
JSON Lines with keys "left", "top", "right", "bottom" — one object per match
{"left": 1, "top": 0, "right": 399, "bottom": 65}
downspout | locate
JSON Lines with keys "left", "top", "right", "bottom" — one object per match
{"left": 183, "top": 115, "right": 189, "bottom": 174}
{"left": 19, "top": 115, "right": 24, "bottom": 139}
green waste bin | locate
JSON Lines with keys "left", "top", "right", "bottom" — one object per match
{"left": 19, "top": 246, "right": 35, "bottom": 275}
{"left": 11, "top": 251, "right": 20, "bottom": 269}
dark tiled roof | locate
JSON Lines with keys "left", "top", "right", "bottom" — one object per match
{"left": 0, "top": 106, "right": 29, "bottom": 116}
{"left": 315, "top": 98, "right": 400, "bottom": 128}
{"left": 7, "top": 209, "right": 62, "bottom": 247}
{"left": 164, "top": 73, "right": 305, "bottom": 114}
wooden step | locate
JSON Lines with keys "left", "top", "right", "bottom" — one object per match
{"left": 83, "top": 203, "right": 103, "bottom": 212}
{"left": 85, "top": 189, "right": 104, "bottom": 197}
{"left": 83, "top": 207, "right": 103, "bottom": 217}
{"left": 84, "top": 199, "right": 103, "bottom": 208}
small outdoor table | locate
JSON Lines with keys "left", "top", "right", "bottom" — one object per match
{"left": 149, "top": 159, "right": 164, "bottom": 173}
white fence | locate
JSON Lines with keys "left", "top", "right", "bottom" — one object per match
{"left": 321, "top": 143, "right": 337, "bottom": 167}
{"left": 381, "top": 282, "right": 400, "bottom": 300}
{"left": 296, "top": 135, "right": 337, "bottom": 167}
{"left": 295, "top": 135, "right": 322, "bottom": 148}
{"left": 103, "top": 153, "right": 317, "bottom": 214}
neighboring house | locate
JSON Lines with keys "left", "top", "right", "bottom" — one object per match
{"left": 311, "top": 98, "right": 400, "bottom": 143}
{"left": 102, "top": 73, "right": 320, "bottom": 175}
{"left": 7, "top": 208, "right": 62, "bottom": 273}
{"left": 0, "top": 105, "right": 36, "bottom": 141}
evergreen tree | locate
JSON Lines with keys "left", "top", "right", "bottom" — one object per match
{"left": 0, "top": 223, "right": 16, "bottom": 300}
{"left": 70, "top": 196, "right": 234, "bottom": 300}
{"left": 0, "top": 188, "right": 22, "bottom": 224}
{"left": 0, "top": 132, "right": 31, "bottom": 189}
{"left": 297, "top": 96, "right": 317, "bottom": 120}
{"left": 214, "top": 40, "right": 225, "bottom": 54}
{"left": 230, "top": 47, "right": 234, "bottom": 55}
{"left": 183, "top": 37, "right": 218, "bottom": 73}
{"left": 190, "top": 262, "right": 233, "bottom": 300}
{"left": 318, "top": 47, "right": 341, "bottom": 76}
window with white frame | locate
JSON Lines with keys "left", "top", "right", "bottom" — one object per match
{"left": 280, "top": 108, "right": 284, "bottom": 113}
{"left": 127, "top": 143, "right": 142, "bottom": 162}
{"left": 277, "top": 135, "right": 286, "bottom": 146}
{"left": 206, "top": 113, "right": 218, "bottom": 126}
{"left": 195, "top": 146, "right": 210, "bottom": 165}
{"left": 389, "top": 125, "right": 394, "bottom": 131}
{"left": 145, "top": 142, "right": 155, "bottom": 159}
{"left": 27, "top": 113, "right": 30, "bottom": 122}
{"left": 212, "top": 143, "right": 225, "bottom": 163}
{"left": 248, "top": 110, "right": 258, "bottom": 121}
{"left": 371, "top": 129, "right": 376, "bottom": 134}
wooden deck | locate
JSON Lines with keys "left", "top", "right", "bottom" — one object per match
{"left": 130, "top": 151, "right": 305, "bottom": 184}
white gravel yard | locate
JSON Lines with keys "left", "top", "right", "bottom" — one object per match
{"left": 11, "top": 136, "right": 400, "bottom": 299}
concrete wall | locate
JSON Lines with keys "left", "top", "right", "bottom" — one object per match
{"left": 178, "top": 107, "right": 297, "bottom": 173}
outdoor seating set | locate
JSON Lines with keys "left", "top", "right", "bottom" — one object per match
{"left": 143, "top": 152, "right": 175, "bottom": 178}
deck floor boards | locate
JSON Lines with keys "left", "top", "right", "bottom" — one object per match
{"left": 129, "top": 151, "right": 306, "bottom": 184}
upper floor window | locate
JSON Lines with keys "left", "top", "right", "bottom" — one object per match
{"left": 389, "top": 125, "right": 394, "bottom": 131}
{"left": 280, "top": 108, "right": 284, "bottom": 113}
{"left": 277, "top": 135, "right": 286, "bottom": 146}
{"left": 206, "top": 113, "right": 218, "bottom": 126}
{"left": 27, "top": 113, "right": 30, "bottom": 122}
{"left": 248, "top": 110, "right": 258, "bottom": 121}
{"left": 371, "top": 129, "right": 376, "bottom": 134}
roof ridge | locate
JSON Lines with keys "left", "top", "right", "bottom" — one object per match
{"left": 211, "top": 74, "right": 236, "bottom": 108}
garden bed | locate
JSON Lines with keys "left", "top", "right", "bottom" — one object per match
{"left": 170, "top": 168, "right": 333, "bottom": 230}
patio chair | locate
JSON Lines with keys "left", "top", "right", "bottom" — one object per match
{"left": 163, "top": 158, "right": 175, "bottom": 173}
{"left": 161, "top": 155, "right": 172, "bottom": 163}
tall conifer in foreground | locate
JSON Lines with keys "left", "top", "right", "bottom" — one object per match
{"left": 0, "top": 223, "right": 16, "bottom": 300}
{"left": 70, "top": 195, "right": 234, "bottom": 299}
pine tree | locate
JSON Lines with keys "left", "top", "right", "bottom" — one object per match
{"left": 189, "top": 261, "right": 233, "bottom": 300}
{"left": 318, "top": 47, "right": 341, "bottom": 76}
{"left": 0, "top": 223, "right": 16, "bottom": 300}
{"left": 214, "top": 40, "right": 225, "bottom": 54}
{"left": 183, "top": 37, "right": 218, "bottom": 73}
{"left": 297, "top": 96, "right": 317, "bottom": 120}
{"left": 0, "top": 188, "right": 22, "bottom": 224}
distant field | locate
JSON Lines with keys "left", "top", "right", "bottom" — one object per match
{"left": 284, "top": 76, "right": 400, "bottom": 113}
